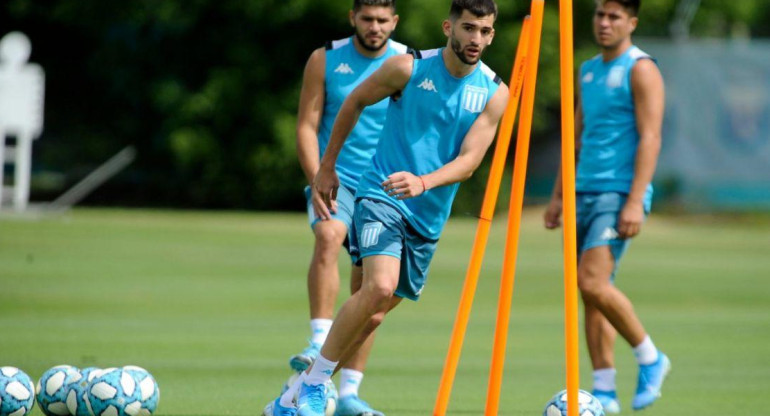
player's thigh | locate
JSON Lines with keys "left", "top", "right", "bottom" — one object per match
{"left": 361, "top": 254, "right": 401, "bottom": 296}
{"left": 306, "top": 184, "right": 355, "bottom": 242}
{"left": 353, "top": 198, "right": 408, "bottom": 296}
{"left": 578, "top": 245, "right": 616, "bottom": 290}
{"left": 394, "top": 227, "right": 438, "bottom": 301}
{"left": 350, "top": 264, "right": 364, "bottom": 294}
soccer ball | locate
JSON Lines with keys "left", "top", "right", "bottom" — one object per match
{"left": 86, "top": 368, "right": 143, "bottom": 416}
{"left": 0, "top": 366, "right": 36, "bottom": 416}
{"left": 36, "top": 365, "right": 81, "bottom": 416}
{"left": 324, "top": 379, "right": 337, "bottom": 416}
{"left": 280, "top": 374, "right": 337, "bottom": 416}
{"left": 66, "top": 367, "right": 100, "bottom": 416}
{"left": 122, "top": 366, "right": 159, "bottom": 415}
{"left": 543, "top": 389, "right": 605, "bottom": 416}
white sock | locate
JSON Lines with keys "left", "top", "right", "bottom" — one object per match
{"left": 305, "top": 354, "right": 338, "bottom": 385}
{"left": 280, "top": 372, "right": 305, "bottom": 407}
{"left": 310, "top": 319, "right": 333, "bottom": 346}
{"left": 633, "top": 335, "right": 659, "bottom": 365}
{"left": 338, "top": 368, "right": 364, "bottom": 398}
{"left": 592, "top": 368, "right": 617, "bottom": 392}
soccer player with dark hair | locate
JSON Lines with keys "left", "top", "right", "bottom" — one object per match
{"left": 544, "top": 0, "right": 669, "bottom": 412}
{"left": 269, "top": 1, "right": 507, "bottom": 415}
{"left": 278, "top": 1, "right": 409, "bottom": 415}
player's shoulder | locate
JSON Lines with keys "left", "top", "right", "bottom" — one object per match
{"left": 325, "top": 37, "right": 352, "bottom": 51}
{"left": 628, "top": 45, "right": 652, "bottom": 61}
{"left": 387, "top": 39, "right": 411, "bottom": 55}
{"left": 581, "top": 53, "right": 603, "bottom": 71}
{"left": 478, "top": 61, "right": 503, "bottom": 85}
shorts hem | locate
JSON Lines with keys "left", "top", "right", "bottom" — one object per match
{"left": 359, "top": 251, "right": 402, "bottom": 261}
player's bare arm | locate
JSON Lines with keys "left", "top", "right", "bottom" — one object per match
{"left": 618, "top": 58, "right": 663, "bottom": 238}
{"left": 544, "top": 89, "right": 583, "bottom": 229}
{"left": 295, "top": 48, "right": 334, "bottom": 219}
{"left": 385, "top": 82, "right": 509, "bottom": 201}
{"left": 314, "top": 54, "right": 414, "bottom": 208}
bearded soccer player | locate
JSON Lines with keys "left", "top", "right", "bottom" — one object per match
{"left": 267, "top": 1, "right": 508, "bottom": 415}
{"left": 544, "top": 0, "right": 669, "bottom": 412}
{"left": 277, "top": 1, "right": 409, "bottom": 416}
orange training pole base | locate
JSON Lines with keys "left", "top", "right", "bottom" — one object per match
{"left": 484, "top": 1, "right": 545, "bottom": 415}
{"left": 432, "top": 17, "right": 532, "bottom": 416}
{"left": 559, "top": 0, "right": 581, "bottom": 414}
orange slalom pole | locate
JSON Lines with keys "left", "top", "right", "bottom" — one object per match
{"left": 559, "top": 0, "right": 580, "bottom": 414}
{"left": 484, "top": 1, "right": 545, "bottom": 415}
{"left": 433, "top": 17, "right": 532, "bottom": 416}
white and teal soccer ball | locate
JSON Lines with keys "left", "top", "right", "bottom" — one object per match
{"left": 122, "top": 366, "right": 159, "bottom": 415}
{"left": 66, "top": 367, "right": 100, "bottom": 416}
{"left": 86, "top": 368, "right": 143, "bottom": 416}
{"left": 324, "top": 379, "right": 337, "bottom": 416}
{"left": 543, "top": 389, "right": 605, "bottom": 416}
{"left": 281, "top": 374, "right": 337, "bottom": 416}
{"left": 36, "top": 365, "right": 81, "bottom": 416}
{"left": 0, "top": 366, "right": 36, "bottom": 416}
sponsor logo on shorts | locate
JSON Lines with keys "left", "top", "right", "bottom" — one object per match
{"left": 600, "top": 227, "right": 619, "bottom": 240}
{"left": 361, "top": 222, "right": 383, "bottom": 248}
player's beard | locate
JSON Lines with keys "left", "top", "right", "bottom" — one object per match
{"left": 450, "top": 34, "right": 481, "bottom": 65}
{"left": 354, "top": 28, "right": 389, "bottom": 52}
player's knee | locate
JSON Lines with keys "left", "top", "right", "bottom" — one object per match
{"left": 315, "top": 223, "right": 346, "bottom": 246}
{"left": 361, "top": 280, "right": 395, "bottom": 312}
{"left": 578, "top": 276, "right": 607, "bottom": 303}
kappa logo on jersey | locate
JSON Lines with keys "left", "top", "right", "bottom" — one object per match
{"left": 462, "top": 85, "right": 488, "bottom": 113}
{"left": 361, "top": 222, "right": 384, "bottom": 248}
{"left": 583, "top": 72, "right": 594, "bottom": 83}
{"left": 600, "top": 227, "right": 619, "bottom": 241}
{"left": 417, "top": 78, "right": 438, "bottom": 92}
{"left": 334, "top": 63, "right": 354, "bottom": 74}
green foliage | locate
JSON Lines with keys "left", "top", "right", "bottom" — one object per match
{"left": 1, "top": 0, "right": 766, "bottom": 209}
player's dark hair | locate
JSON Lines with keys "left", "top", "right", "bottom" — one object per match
{"left": 353, "top": 0, "right": 396, "bottom": 12}
{"left": 449, "top": 0, "right": 498, "bottom": 20}
{"left": 600, "top": 0, "right": 640, "bottom": 17}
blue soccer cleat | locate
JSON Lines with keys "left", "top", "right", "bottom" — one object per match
{"left": 297, "top": 382, "right": 328, "bottom": 416}
{"left": 263, "top": 397, "right": 297, "bottom": 416}
{"left": 632, "top": 352, "right": 671, "bottom": 410}
{"left": 335, "top": 395, "right": 385, "bottom": 416}
{"left": 290, "top": 341, "right": 322, "bottom": 372}
{"left": 592, "top": 389, "right": 620, "bottom": 414}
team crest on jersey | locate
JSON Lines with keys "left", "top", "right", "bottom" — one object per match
{"left": 462, "top": 85, "right": 488, "bottom": 113}
{"left": 607, "top": 66, "right": 625, "bottom": 88}
{"left": 334, "top": 63, "right": 354, "bottom": 74}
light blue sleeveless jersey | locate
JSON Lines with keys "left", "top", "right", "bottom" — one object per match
{"left": 319, "top": 37, "right": 409, "bottom": 190}
{"left": 577, "top": 45, "right": 655, "bottom": 210}
{"left": 356, "top": 48, "right": 501, "bottom": 240}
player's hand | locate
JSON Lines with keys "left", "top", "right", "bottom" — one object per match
{"left": 310, "top": 184, "right": 337, "bottom": 221}
{"left": 313, "top": 165, "right": 340, "bottom": 219}
{"left": 617, "top": 199, "right": 644, "bottom": 239}
{"left": 382, "top": 171, "right": 426, "bottom": 200}
{"left": 544, "top": 195, "right": 563, "bottom": 229}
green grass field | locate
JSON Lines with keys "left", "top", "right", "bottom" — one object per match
{"left": 1, "top": 208, "right": 769, "bottom": 415}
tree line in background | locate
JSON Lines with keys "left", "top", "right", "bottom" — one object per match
{"left": 2, "top": 0, "right": 769, "bottom": 211}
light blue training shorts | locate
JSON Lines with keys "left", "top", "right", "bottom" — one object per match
{"left": 305, "top": 184, "right": 356, "bottom": 259}
{"left": 349, "top": 197, "right": 438, "bottom": 301}
{"left": 577, "top": 192, "right": 647, "bottom": 279}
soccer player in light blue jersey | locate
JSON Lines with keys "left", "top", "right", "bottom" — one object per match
{"left": 544, "top": 0, "right": 669, "bottom": 412}
{"left": 265, "top": 2, "right": 409, "bottom": 416}
{"left": 277, "top": 1, "right": 509, "bottom": 415}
